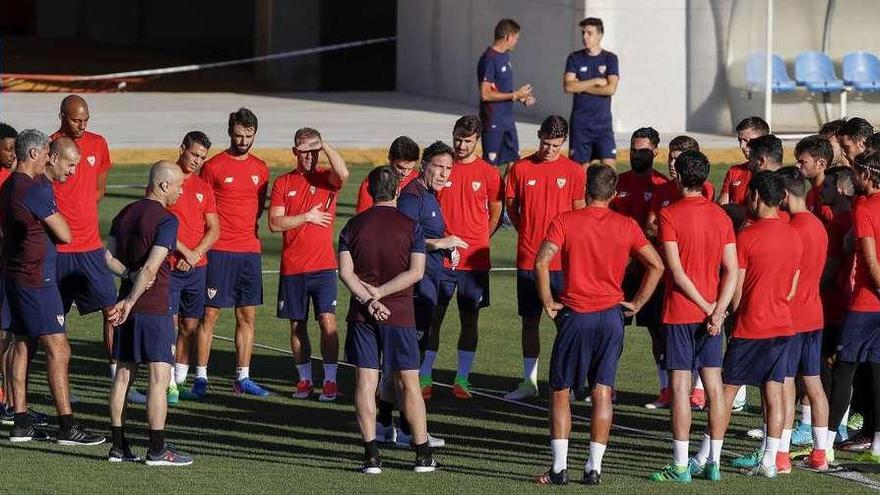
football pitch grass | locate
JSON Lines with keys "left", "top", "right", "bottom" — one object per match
{"left": 3, "top": 162, "right": 879, "bottom": 494}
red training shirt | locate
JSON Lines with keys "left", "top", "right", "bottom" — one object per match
{"left": 806, "top": 183, "right": 834, "bottom": 224}
{"left": 789, "top": 212, "right": 828, "bottom": 332}
{"left": 200, "top": 151, "right": 269, "bottom": 253}
{"left": 611, "top": 169, "right": 669, "bottom": 227}
{"left": 734, "top": 217, "right": 803, "bottom": 339}
{"left": 50, "top": 130, "right": 112, "bottom": 253}
{"left": 168, "top": 172, "right": 217, "bottom": 268}
{"left": 720, "top": 162, "right": 751, "bottom": 206}
{"left": 544, "top": 206, "right": 649, "bottom": 312}
{"left": 658, "top": 196, "right": 736, "bottom": 324}
{"left": 437, "top": 157, "right": 503, "bottom": 271}
{"left": 851, "top": 193, "right": 880, "bottom": 311}
{"left": 505, "top": 154, "right": 586, "bottom": 270}
{"left": 650, "top": 180, "right": 715, "bottom": 215}
{"left": 355, "top": 170, "right": 417, "bottom": 213}
{"left": 822, "top": 210, "right": 855, "bottom": 325}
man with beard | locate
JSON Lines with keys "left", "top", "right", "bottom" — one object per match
{"left": 196, "top": 108, "right": 270, "bottom": 398}
{"left": 718, "top": 116, "right": 770, "bottom": 207}
{"left": 838, "top": 118, "right": 874, "bottom": 166}
{"left": 355, "top": 137, "right": 420, "bottom": 213}
{"left": 795, "top": 135, "right": 835, "bottom": 224}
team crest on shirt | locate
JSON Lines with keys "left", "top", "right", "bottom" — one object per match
{"left": 207, "top": 288, "right": 217, "bottom": 299}
{"left": 288, "top": 190, "right": 297, "bottom": 197}
{"left": 599, "top": 65, "right": 607, "bottom": 74}
{"left": 445, "top": 181, "right": 452, "bottom": 188}
{"left": 56, "top": 315, "right": 64, "bottom": 326}
{"left": 431, "top": 211, "right": 436, "bottom": 218}
{"left": 661, "top": 200, "right": 671, "bottom": 208}
{"left": 732, "top": 180, "right": 742, "bottom": 186}
{"left": 195, "top": 193, "right": 204, "bottom": 203}
{"left": 644, "top": 192, "right": 653, "bottom": 201}
{"left": 527, "top": 179, "right": 537, "bottom": 186}
{"left": 224, "top": 177, "right": 234, "bottom": 184}
{"left": 251, "top": 175, "right": 259, "bottom": 186}
{"left": 556, "top": 177, "right": 567, "bottom": 188}
{"left": 619, "top": 191, "right": 629, "bottom": 198}
{"left": 86, "top": 156, "right": 96, "bottom": 167}
{"left": 488, "top": 151, "right": 497, "bottom": 161}
{"left": 501, "top": 65, "right": 508, "bottom": 73}
{"left": 471, "top": 181, "right": 481, "bottom": 191}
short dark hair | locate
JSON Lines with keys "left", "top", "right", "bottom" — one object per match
{"left": 868, "top": 132, "right": 880, "bottom": 151}
{"left": 422, "top": 140, "right": 454, "bottom": 164}
{"left": 294, "top": 127, "right": 321, "bottom": 145}
{"left": 228, "top": 107, "right": 258, "bottom": 133}
{"left": 631, "top": 127, "right": 660, "bottom": 148}
{"left": 388, "top": 136, "right": 420, "bottom": 163}
{"left": 839, "top": 117, "right": 874, "bottom": 141}
{"left": 722, "top": 203, "right": 747, "bottom": 232}
{"left": 675, "top": 150, "right": 710, "bottom": 189}
{"left": 776, "top": 166, "right": 808, "bottom": 198}
{"left": 367, "top": 165, "right": 399, "bottom": 202}
{"left": 794, "top": 135, "right": 833, "bottom": 165}
{"left": 748, "top": 170, "right": 786, "bottom": 207}
{"left": 578, "top": 17, "right": 604, "bottom": 34}
{"left": 453, "top": 115, "right": 482, "bottom": 139}
{"left": 735, "top": 116, "right": 770, "bottom": 135}
{"left": 819, "top": 119, "right": 846, "bottom": 138}
{"left": 0, "top": 122, "right": 17, "bottom": 140}
{"left": 748, "top": 134, "right": 783, "bottom": 164}
{"left": 494, "top": 19, "right": 521, "bottom": 40}
{"left": 668, "top": 135, "right": 700, "bottom": 153}
{"left": 539, "top": 115, "right": 568, "bottom": 140}
{"left": 181, "top": 131, "right": 211, "bottom": 150}
{"left": 825, "top": 165, "right": 855, "bottom": 197}
{"left": 587, "top": 164, "right": 617, "bottom": 201}
{"left": 854, "top": 150, "right": 880, "bottom": 188}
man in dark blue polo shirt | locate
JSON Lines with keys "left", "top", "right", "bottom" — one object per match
{"left": 104, "top": 160, "right": 192, "bottom": 466}
{"left": 478, "top": 18, "right": 535, "bottom": 167}
{"left": 3, "top": 130, "right": 103, "bottom": 446}
{"left": 564, "top": 17, "right": 620, "bottom": 166}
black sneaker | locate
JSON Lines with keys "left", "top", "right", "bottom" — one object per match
{"left": 9, "top": 424, "right": 50, "bottom": 443}
{"left": 361, "top": 456, "right": 382, "bottom": 475}
{"left": 535, "top": 468, "right": 568, "bottom": 485}
{"left": 57, "top": 424, "right": 106, "bottom": 446}
{"left": 414, "top": 453, "right": 438, "bottom": 473}
{"left": 108, "top": 441, "right": 143, "bottom": 463}
{"left": 582, "top": 469, "right": 601, "bottom": 485}
{"left": 145, "top": 445, "right": 193, "bottom": 466}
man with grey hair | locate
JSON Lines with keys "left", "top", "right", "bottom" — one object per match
{"left": 104, "top": 160, "right": 191, "bottom": 465}
{"left": 2, "top": 129, "right": 103, "bottom": 445}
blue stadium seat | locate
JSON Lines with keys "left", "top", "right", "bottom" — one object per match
{"left": 843, "top": 51, "right": 880, "bottom": 92}
{"left": 746, "top": 52, "right": 796, "bottom": 93}
{"left": 794, "top": 51, "right": 845, "bottom": 92}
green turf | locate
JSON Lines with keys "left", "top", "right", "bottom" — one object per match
{"left": 2, "top": 163, "right": 877, "bottom": 494}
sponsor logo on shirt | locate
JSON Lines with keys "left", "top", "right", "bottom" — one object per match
{"left": 472, "top": 181, "right": 481, "bottom": 191}
{"left": 431, "top": 211, "right": 436, "bottom": 217}
{"left": 556, "top": 178, "right": 567, "bottom": 188}
{"left": 224, "top": 177, "right": 234, "bottom": 184}
{"left": 207, "top": 287, "right": 217, "bottom": 299}
{"left": 288, "top": 191, "right": 297, "bottom": 197}
{"left": 579, "top": 66, "right": 588, "bottom": 72}
{"left": 251, "top": 175, "right": 259, "bottom": 186}
{"left": 56, "top": 315, "right": 65, "bottom": 326}
{"left": 527, "top": 179, "right": 537, "bottom": 186}
{"left": 619, "top": 191, "right": 629, "bottom": 198}
{"left": 732, "top": 180, "right": 742, "bottom": 187}
{"left": 599, "top": 65, "right": 607, "bottom": 74}
{"left": 644, "top": 192, "right": 653, "bottom": 201}
{"left": 195, "top": 193, "right": 204, "bottom": 203}
{"left": 86, "top": 155, "right": 96, "bottom": 167}
{"left": 500, "top": 65, "right": 508, "bottom": 73}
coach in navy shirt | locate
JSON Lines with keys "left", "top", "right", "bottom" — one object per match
{"left": 105, "top": 160, "right": 193, "bottom": 466}
{"left": 478, "top": 18, "right": 535, "bottom": 167}
{"left": 564, "top": 17, "right": 620, "bottom": 166}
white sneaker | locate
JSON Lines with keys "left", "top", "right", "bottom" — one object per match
{"left": 376, "top": 422, "right": 397, "bottom": 444}
{"left": 504, "top": 380, "right": 539, "bottom": 401}
{"left": 396, "top": 429, "right": 446, "bottom": 448}
{"left": 747, "top": 427, "right": 764, "bottom": 439}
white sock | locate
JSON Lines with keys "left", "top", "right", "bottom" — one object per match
{"left": 297, "top": 363, "right": 312, "bottom": 383}
{"left": 694, "top": 373, "right": 704, "bottom": 390}
{"left": 524, "top": 357, "right": 538, "bottom": 384}
{"left": 457, "top": 350, "right": 476, "bottom": 379}
{"left": 734, "top": 385, "right": 747, "bottom": 403}
{"left": 873, "top": 432, "right": 880, "bottom": 456}
{"left": 585, "top": 442, "right": 606, "bottom": 474}
{"left": 110, "top": 363, "right": 117, "bottom": 379}
{"left": 694, "top": 433, "right": 711, "bottom": 465}
{"left": 420, "top": 350, "right": 437, "bottom": 378}
{"left": 814, "top": 426, "right": 829, "bottom": 451}
{"left": 196, "top": 366, "right": 208, "bottom": 380}
{"left": 801, "top": 405, "right": 812, "bottom": 425}
{"left": 236, "top": 367, "right": 249, "bottom": 380}
{"left": 323, "top": 363, "right": 338, "bottom": 384}
{"left": 174, "top": 363, "right": 189, "bottom": 385}
{"left": 711, "top": 439, "right": 724, "bottom": 465}
{"left": 827, "top": 429, "right": 837, "bottom": 449}
{"left": 780, "top": 428, "right": 792, "bottom": 453}
{"left": 673, "top": 439, "right": 689, "bottom": 467}
{"left": 762, "top": 437, "right": 780, "bottom": 468}
{"left": 657, "top": 365, "right": 669, "bottom": 390}
{"left": 551, "top": 439, "right": 568, "bottom": 473}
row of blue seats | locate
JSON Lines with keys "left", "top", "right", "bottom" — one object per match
{"left": 746, "top": 51, "right": 880, "bottom": 93}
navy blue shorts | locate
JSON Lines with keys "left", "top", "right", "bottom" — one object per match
{"left": 169, "top": 266, "right": 207, "bottom": 319}
{"left": 568, "top": 123, "right": 616, "bottom": 163}
{"left": 205, "top": 251, "right": 263, "bottom": 308}
{"left": 438, "top": 269, "right": 490, "bottom": 311}
{"left": 837, "top": 311, "right": 880, "bottom": 364}
{"left": 722, "top": 336, "right": 790, "bottom": 386}
{"left": 623, "top": 270, "right": 663, "bottom": 328}
{"left": 0, "top": 277, "right": 10, "bottom": 331}
{"left": 823, "top": 325, "right": 840, "bottom": 357}
{"left": 113, "top": 312, "right": 174, "bottom": 365}
{"left": 785, "top": 330, "right": 822, "bottom": 377}
{"left": 276, "top": 270, "right": 337, "bottom": 320}
{"left": 517, "top": 269, "right": 564, "bottom": 318}
{"left": 481, "top": 127, "right": 519, "bottom": 165}
{"left": 345, "top": 321, "right": 420, "bottom": 372}
{"left": 415, "top": 271, "right": 441, "bottom": 344}
{"left": 663, "top": 323, "right": 723, "bottom": 371}
{"left": 57, "top": 249, "right": 117, "bottom": 315}
{"left": 7, "top": 283, "right": 66, "bottom": 338}
{"left": 549, "top": 306, "right": 625, "bottom": 390}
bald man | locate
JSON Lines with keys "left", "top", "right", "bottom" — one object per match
{"left": 50, "top": 95, "right": 130, "bottom": 400}
{"left": 104, "top": 161, "right": 192, "bottom": 465}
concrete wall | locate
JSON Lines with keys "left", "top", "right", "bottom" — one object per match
{"left": 397, "top": 0, "right": 690, "bottom": 133}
